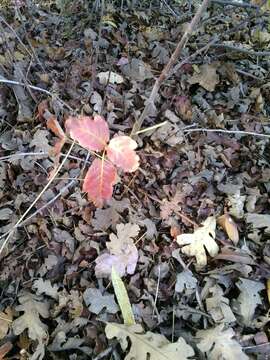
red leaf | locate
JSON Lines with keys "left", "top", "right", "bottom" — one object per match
{"left": 106, "top": 136, "right": 139, "bottom": 172}
{"left": 65, "top": 115, "right": 109, "bottom": 151}
{"left": 83, "top": 158, "right": 117, "bottom": 207}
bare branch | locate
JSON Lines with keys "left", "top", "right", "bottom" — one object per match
{"left": 131, "top": 0, "right": 211, "bottom": 135}
{"left": 212, "top": 0, "right": 259, "bottom": 9}
{"left": 184, "top": 127, "right": 270, "bottom": 139}
{"left": 205, "top": 43, "right": 270, "bottom": 57}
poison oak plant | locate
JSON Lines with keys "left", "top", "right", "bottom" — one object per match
{"left": 65, "top": 115, "right": 140, "bottom": 207}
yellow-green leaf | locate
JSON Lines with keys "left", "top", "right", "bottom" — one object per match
{"left": 111, "top": 267, "right": 135, "bottom": 325}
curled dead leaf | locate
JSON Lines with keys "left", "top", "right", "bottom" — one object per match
{"left": 218, "top": 214, "right": 239, "bottom": 245}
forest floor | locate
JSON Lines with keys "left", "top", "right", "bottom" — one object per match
{"left": 0, "top": 0, "right": 270, "bottom": 359}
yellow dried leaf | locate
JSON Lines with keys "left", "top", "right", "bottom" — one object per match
{"left": 177, "top": 216, "right": 218, "bottom": 268}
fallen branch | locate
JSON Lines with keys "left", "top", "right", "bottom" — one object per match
{"left": 0, "top": 141, "right": 75, "bottom": 257}
{"left": 184, "top": 127, "right": 270, "bottom": 139}
{"left": 205, "top": 43, "right": 270, "bottom": 57}
{"left": 0, "top": 77, "right": 74, "bottom": 111}
{"left": 212, "top": 0, "right": 259, "bottom": 9}
{"left": 131, "top": 0, "right": 211, "bottom": 134}
{"left": 235, "top": 68, "right": 264, "bottom": 81}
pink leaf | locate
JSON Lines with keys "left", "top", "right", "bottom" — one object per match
{"left": 106, "top": 136, "right": 139, "bottom": 172}
{"left": 65, "top": 115, "right": 109, "bottom": 151}
{"left": 83, "top": 158, "right": 117, "bottom": 207}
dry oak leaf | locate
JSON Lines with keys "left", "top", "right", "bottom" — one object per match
{"left": 83, "top": 288, "right": 119, "bottom": 314}
{"left": 65, "top": 115, "right": 109, "bottom": 151}
{"left": 105, "top": 323, "right": 194, "bottom": 360}
{"left": 196, "top": 324, "right": 248, "bottom": 360}
{"left": 206, "top": 285, "right": 236, "bottom": 324}
{"left": 177, "top": 216, "right": 218, "bottom": 268}
{"left": 95, "top": 223, "right": 140, "bottom": 278}
{"left": 92, "top": 198, "right": 131, "bottom": 231}
{"left": 33, "top": 278, "right": 59, "bottom": 300}
{"left": 12, "top": 291, "right": 49, "bottom": 360}
{"left": 107, "top": 136, "right": 139, "bottom": 172}
{"left": 83, "top": 158, "right": 117, "bottom": 208}
{"left": 189, "top": 63, "right": 220, "bottom": 92}
{"left": 12, "top": 292, "right": 49, "bottom": 341}
{"left": 0, "top": 307, "right": 13, "bottom": 340}
{"left": 234, "top": 278, "right": 265, "bottom": 326}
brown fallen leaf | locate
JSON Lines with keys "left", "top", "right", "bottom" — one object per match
{"left": 37, "top": 101, "right": 66, "bottom": 158}
{"left": 173, "top": 95, "right": 193, "bottom": 122}
{"left": 189, "top": 63, "right": 220, "bottom": 92}
{"left": 218, "top": 214, "right": 239, "bottom": 245}
{"left": 214, "top": 248, "right": 256, "bottom": 265}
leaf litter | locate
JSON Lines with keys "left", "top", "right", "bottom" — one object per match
{"left": 0, "top": 1, "right": 270, "bottom": 359}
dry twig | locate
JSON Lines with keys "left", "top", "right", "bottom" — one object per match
{"left": 131, "top": 0, "right": 211, "bottom": 134}
{"left": 0, "top": 141, "right": 75, "bottom": 257}
{"left": 184, "top": 127, "right": 270, "bottom": 139}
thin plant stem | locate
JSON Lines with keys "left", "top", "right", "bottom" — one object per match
{"left": 0, "top": 141, "right": 75, "bottom": 256}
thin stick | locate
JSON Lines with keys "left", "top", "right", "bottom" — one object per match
{"left": 131, "top": 0, "right": 211, "bottom": 134}
{"left": 184, "top": 127, "right": 270, "bottom": 139}
{"left": 171, "top": 13, "right": 263, "bottom": 77}
{"left": 212, "top": 0, "right": 259, "bottom": 8}
{"left": 0, "top": 15, "right": 32, "bottom": 58}
{"left": 153, "top": 265, "right": 161, "bottom": 318}
{"left": 172, "top": 306, "right": 175, "bottom": 342}
{"left": 204, "top": 43, "right": 270, "bottom": 57}
{"left": 0, "top": 152, "right": 47, "bottom": 161}
{"left": 134, "top": 121, "right": 168, "bottom": 135}
{"left": 161, "top": 0, "right": 180, "bottom": 17}
{"left": 236, "top": 68, "right": 263, "bottom": 81}
{"left": 0, "top": 141, "right": 75, "bottom": 256}
{"left": 14, "top": 6, "right": 46, "bottom": 72}
{"left": 0, "top": 151, "right": 91, "bottom": 164}
{"left": 90, "top": 0, "right": 105, "bottom": 96}
{"left": 169, "top": 37, "right": 218, "bottom": 78}
{"left": 19, "top": 152, "right": 90, "bottom": 229}
{"left": 0, "top": 77, "right": 74, "bottom": 112}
